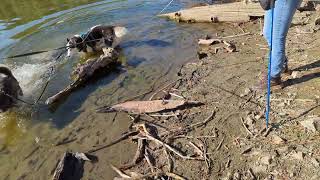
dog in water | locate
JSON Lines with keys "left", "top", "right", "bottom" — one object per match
{"left": 0, "top": 66, "right": 23, "bottom": 112}
{"left": 66, "top": 25, "right": 128, "bottom": 57}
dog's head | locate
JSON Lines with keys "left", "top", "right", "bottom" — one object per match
{"left": 66, "top": 35, "right": 85, "bottom": 57}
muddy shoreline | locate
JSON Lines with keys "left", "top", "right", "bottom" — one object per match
{"left": 3, "top": 3, "right": 320, "bottom": 180}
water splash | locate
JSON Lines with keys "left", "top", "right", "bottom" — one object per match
{"left": 11, "top": 62, "right": 53, "bottom": 97}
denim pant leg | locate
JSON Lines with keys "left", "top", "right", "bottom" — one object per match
{"left": 263, "top": 0, "right": 301, "bottom": 78}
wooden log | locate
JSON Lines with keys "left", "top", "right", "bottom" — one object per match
{"left": 45, "top": 48, "right": 119, "bottom": 105}
{"left": 158, "top": 2, "right": 309, "bottom": 23}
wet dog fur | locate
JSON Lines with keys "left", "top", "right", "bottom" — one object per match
{"left": 66, "top": 25, "right": 128, "bottom": 56}
{"left": 0, "top": 66, "right": 23, "bottom": 112}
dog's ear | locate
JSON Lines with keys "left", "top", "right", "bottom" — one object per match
{"left": 67, "top": 38, "right": 70, "bottom": 42}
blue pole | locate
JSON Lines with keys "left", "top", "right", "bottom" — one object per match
{"left": 265, "top": 3, "right": 275, "bottom": 128}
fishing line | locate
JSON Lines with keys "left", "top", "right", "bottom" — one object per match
{"left": 159, "top": 0, "right": 175, "bottom": 15}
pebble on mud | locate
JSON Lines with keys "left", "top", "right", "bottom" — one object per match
{"left": 299, "top": 117, "right": 320, "bottom": 132}
{"left": 310, "top": 158, "right": 320, "bottom": 167}
{"left": 291, "top": 152, "right": 305, "bottom": 161}
{"left": 260, "top": 155, "right": 272, "bottom": 165}
{"left": 271, "top": 134, "right": 286, "bottom": 145}
{"left": 291, "top": 71, "right": 299, "bottom": 79}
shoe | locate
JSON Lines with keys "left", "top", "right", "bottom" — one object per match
{"left": 257, "top": 74, "right": 283, "bottom": 91}
{"left": 270, "top": 76, "right": 283, "bottom": 89}
{"left": 282, "top": 57, "right": 292, "bottom": 75}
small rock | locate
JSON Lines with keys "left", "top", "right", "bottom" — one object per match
{"left": 300, "top": 117, "right": 320, "bottom": 132}
{"left": 291, "top": 152, "right": 304, "bottom": 161}
{"left": 233, "top": 171, "right": 241, "bottom": 180}
{"left": 311, "top": 158, "right": 320, "bottom": 167}
{"left": 291, "top": 71, "right": 299, "bottom": 78}
{"left": 245, "top": 116, "right": 255, "bottom": 127}
{"left": 298, "top": 1, "right": 315, "bottom": 11}
{"left": 252, "top": 165, "right": 267, "bottom": 173}
{"left": 240, "top": 88, "right": 251, "bottom": 97}
{"left": 289, "top": 172, "right": 296, "bottom": 178}
{"left": 271, "top": 134, "right": 286, "bottom": 145}
{"left": 277, "top": 146, "right": 289, "bottom": 154}
{"left": 260, "top": 155, "right": 272, "bottom": 165}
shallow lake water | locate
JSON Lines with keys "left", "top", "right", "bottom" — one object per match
{"left": 0, "top": 0, "right": 225, "bottom": 178}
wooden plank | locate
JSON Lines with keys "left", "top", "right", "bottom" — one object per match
{"left": 159, "top": 2, "right": 309, "bottom": 23}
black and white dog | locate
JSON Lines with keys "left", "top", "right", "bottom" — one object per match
{"left": 66, "top": 25, "right": 128, "bottom": 57}
{"left": 0, "top": 66, "right": 23, "bottom": 112}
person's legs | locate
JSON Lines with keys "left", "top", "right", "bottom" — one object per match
{"left": 264, "top": 0, "right": 302, "bottom": 79}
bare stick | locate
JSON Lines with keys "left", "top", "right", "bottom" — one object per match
{"left": 225, "top": 158, "right": 231, "bottom": 169}
{"left": 149, "top": 79, "right": 181, "bottom": 100}
{"left": 189, "top": 110, "right": 216, "bottom": 129}
{"left": 149, "top": 113, "right": 180, "bottom": 117}
{"left": 165, "top": 172, "right": 187, "bottom": 180}
{"left": 174, "top": 135, "right": 216, "bottom": 139}
{"left": 120, "top": 139, "right": 146, "bottom": 170}
{"left": 219, "top": 32, "right": 251, "bottom": 39}
{"left": 164, "top": 148, "right": 173, "bottom": 172}
{"left": 240, "top": 117, "right": 253, "bottom": 136}
{"left": 189, "top": 142, "right": 203, "bottom": 156}
{"left": 263, "top": 127, "right": 272, "bottom": 137}
{"left": 88, "top": 131, "right": 138, "bottom": 153}
{"left": 215, "top": 137, "right": 225, "bottom": 151}
{"left": 110, "top": 164, "right": 131, "bottom": 179}
{"left": 168, "top": 92, "right": 185, "bottom": 99}
{"left": 136, "top": 124, "right": 201, "bottom": 160}
{"left": 144, "top": 148, "right": 155, "bottom": 173}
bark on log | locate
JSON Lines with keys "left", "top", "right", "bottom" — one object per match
{"left": 158, "top": 2, "right": 309, "bottom": 23}
{"left": 46, "top": 48, "right": 119, "bottom": 105}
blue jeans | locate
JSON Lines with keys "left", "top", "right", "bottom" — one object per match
{"left": 263, "top": 0, "right": 302, "bottom": 78}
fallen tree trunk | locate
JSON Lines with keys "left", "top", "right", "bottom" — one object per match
{"left": 46, "top": 48, "right": 119, "bottom": 105}
{"left": 158, "top": 2, "right": 310, "bottom": 23}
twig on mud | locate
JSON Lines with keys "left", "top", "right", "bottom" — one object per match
{"left": 149, "top": 79, "right": 181, "bottom": 100}
{"left": 198, "top": 139, "right": 211, "bottom": 173}
{"left": 165, "top": 172, "right": 186, "bottom": 180}
{"left": 111, "top": 164, "right": 132, "bottom": 179}
{"left": 219, "top": 32, "right": 251, "bottom": 39}
{"left": 112, "top": 112, "right": 118, "bottom": 123}
{"left": 174, "top": 135, "right": 216, "bottom": 139}
{"left": 189, "top": 142, "right": 203, "bottom": 156}
{"left": 240, "top": 117, "right": 253, "bottom": 136}
{"left": 149, "top": 113, "right": 180, "bottom": 117}
{"left": 248, "top": 168, "right": 256, "bottom": 179}
{"left": 254, "top": 127, "right": 267, "bottom": 138}
{"left": 87, "top": 131, "right": 139, "bottom": 153}
{"left": 24, "top": 146, "right": 40, "bottom": 160}
{"left": 120, "top": 139, "right": 146, "bottom": 170}
{"left": 241, "top": 146, "right": 253, "bottom": 155}
{"left": 159, "top": 110, "right": 216, "bottom": 139}
{"left": 168, "top": 92, "right": 185, "bottom": 99}
{"left": 188, "top": 110, "right": 216, "bottom": 129}
{"left": 136, "top": 124, "right": 202, "bottom": 160}
{"left": 263, "top": 127, "right": 272, "bottom": 137}
{"left": 215, "top": 137, "right": 225, "bottom": 151}
{"left": 164, "top": 148, "right": 173, "bottom": 172}
{"left": 144, "top": 148, "right": 156, "bottom": 173}
{"left": 225, "top": 158, "right": 231, "bottom": 169}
